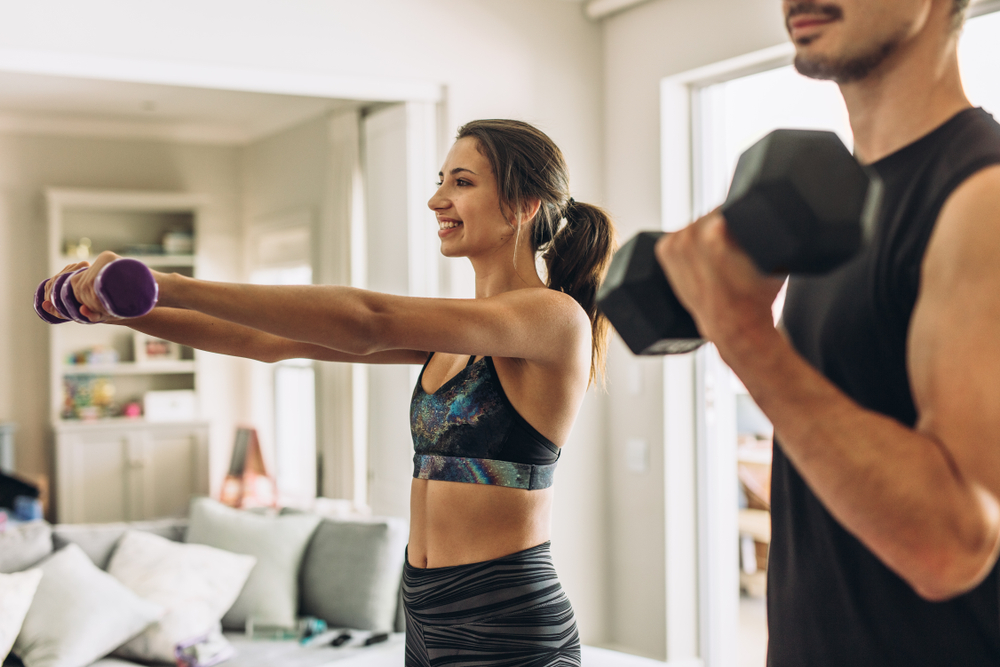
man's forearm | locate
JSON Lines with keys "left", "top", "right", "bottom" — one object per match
{"left": 722, "top": 328, "right": 1000, "bottom": 600}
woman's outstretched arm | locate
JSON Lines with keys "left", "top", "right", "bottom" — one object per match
{"left": 116, "top": 307, "right": 428, "bottom": 365}
{"left": 63, "top": 252, "right": 591, "bottom": 368}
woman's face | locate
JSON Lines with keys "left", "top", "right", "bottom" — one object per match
{"left": 428, "top": 137, "right": 513, "bottom": 258}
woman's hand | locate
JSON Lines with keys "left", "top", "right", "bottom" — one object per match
{"left": 67, "top": 251, "right": 123, "bottom": 323}
{"left": 41, "top": 260, "right": 91, "bottom": 321}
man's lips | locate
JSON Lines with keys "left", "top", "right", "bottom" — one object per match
{"left": 789, "top": 15, "right": 836, "bottom": 30}
{"left": 786, "top": 3, "right": 843, "bottom": 36}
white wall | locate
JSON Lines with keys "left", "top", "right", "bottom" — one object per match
{"left": 601, "top": 0, "right": 788, "bottom": 660}
{"left": 0, "top": 134, "right": 242, "bottom": 495}
{"left": 0, "top": 0, "right": 605, "bottom": 202}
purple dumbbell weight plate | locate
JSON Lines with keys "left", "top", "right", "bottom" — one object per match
{"left": 95, "top": 259, "right": 159, "bottom": 319}
{"left": 33, "top": 278, "right": 66, "bottom": 324}
{"left": 59, "top": 269, "right": 93, "bottom": 324}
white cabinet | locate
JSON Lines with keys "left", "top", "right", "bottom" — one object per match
{"left": 55, "top": 420, "right": 209, "bottom": 524}
{"left": 47, "top": 188, "right": 211, "bottom": 523}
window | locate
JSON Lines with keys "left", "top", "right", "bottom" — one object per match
{"left": 248, "top": 216, "right": 317, "bottom": 506}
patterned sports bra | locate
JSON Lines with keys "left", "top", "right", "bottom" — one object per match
{"left": 410, "top": 353, "right": 560, "bottom": 491}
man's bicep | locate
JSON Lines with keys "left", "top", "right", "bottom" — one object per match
{"left": 909, "top": 165, "right": 1000, "bottom": 495}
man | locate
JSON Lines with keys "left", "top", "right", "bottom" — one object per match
{"left": 656, "top": 1, "right": 1000, "bottom": 664}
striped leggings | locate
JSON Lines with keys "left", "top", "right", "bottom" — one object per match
{"left": 402, "top": 542, "right": 582, "bottom": 667}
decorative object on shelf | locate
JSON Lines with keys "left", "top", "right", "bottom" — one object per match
{"left": 143, "top": 390, "right": 197, "bottom": 423}
{"left": 162, "top": 230, "right": 194, "bottom": 255}
{"left": 116, "top": 243, "right": 164, "bottom": 256}
{"left": 64, "top": 237, "right": 92, "bottom": 259}
{"left": 122, "top": 402, "right": 142, "bottom": 419}
{"left": 66, "top": 346, "right": 120, "bottom": 366}
{"left": 134, "top": 331, "right": 181, "bottom": 363}
{"left": 62, "top": 375, "right": 117, "bottom": 421}
{"left": 220, "top": 428, "right": 276, "bottom": 510}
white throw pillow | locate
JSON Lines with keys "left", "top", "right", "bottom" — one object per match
{"left": 0, "top": 569, "right": 43, "bottom": 661}
{"left": 13, "top": 543, "right": 163, "bottom": 667}
{"left": 108, "top": 530, "right": 256, "bottom": 664}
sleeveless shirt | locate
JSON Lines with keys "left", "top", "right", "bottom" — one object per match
{"left": 770, "top": 108, "right": 1000, "bottom": 666}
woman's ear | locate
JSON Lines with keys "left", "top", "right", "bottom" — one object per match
{"left": 512, "top": 198, "right": 542, "bottom": 226}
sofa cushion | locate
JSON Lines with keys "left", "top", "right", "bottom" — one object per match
{"left": 0, "top": 569, "right": 42, "bottom": 662}
{"left": 299, "top": 517, "right": 407, "bottom": 633}
{"left": 185, "top": 498, "right": 320, "bottom": 630}
{"left": 108, "top": 530, "right": 256, "bottom": 664}
{"left": 51, "top": 519, "right": 187, "bottom": 570}
{"left": 13, "top": 543, "right": 162, "bottom": 667}
{"left": 0, "top": 523, "right": 51, "bottom": 574}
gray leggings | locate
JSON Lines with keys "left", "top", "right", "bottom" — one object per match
{"left": 402, "top": 542, "right": 582, "bottom": 667}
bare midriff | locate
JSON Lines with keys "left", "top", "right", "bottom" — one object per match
{"left": 407, "top": 477, "right": 553, "bottom": 569}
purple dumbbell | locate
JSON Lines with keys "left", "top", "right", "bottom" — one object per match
{"left": 33, "top": 258, "right": 159, "bottom": 324}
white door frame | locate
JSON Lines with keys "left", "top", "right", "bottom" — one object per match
{"left": 659, "top": 43, "right": 793, "bottom": 667}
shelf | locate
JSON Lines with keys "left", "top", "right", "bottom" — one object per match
{"left": 62, "top": 361, "right": 196, "bottom": 376}
{"left": 54, "top": 417, "right": 209, "bottom": 432}
{"left": 59, "top": 254, "right": 195, "bottom": 268}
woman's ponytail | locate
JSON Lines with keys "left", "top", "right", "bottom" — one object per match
{"left": 542, "top": 200, "right": 616, "bottom": 387}
{"left": 456, "top": 119, "right": 619, "bottom": 387}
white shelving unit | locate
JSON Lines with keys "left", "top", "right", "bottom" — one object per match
{"left": 47, "top": 188, "right": 211, "bottom": 524}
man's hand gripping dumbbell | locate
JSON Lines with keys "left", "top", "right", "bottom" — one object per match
{"left": 35, "top": 251, "right": 160, "bottom": 324}
{"left": 597, "top": 129, "right": 882, "bottom": 355}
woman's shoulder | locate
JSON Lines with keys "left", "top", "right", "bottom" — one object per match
{"left": 500, "top": 285, "right": 588, "bottom": 317}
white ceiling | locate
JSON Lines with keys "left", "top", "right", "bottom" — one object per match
{"left": 0, "top": 69, "right": 363, "bottom": 145}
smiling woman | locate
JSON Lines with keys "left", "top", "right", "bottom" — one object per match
{"left": 39, "top": 118, "right": 617, "bottom": 667}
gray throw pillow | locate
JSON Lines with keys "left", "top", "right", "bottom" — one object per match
{"left": 184, "top": 498, "right": 321, "bottom": 630}
{"left": 52, "top": 518, "right": 188, "bottom": 570}
{"left": 13, "top": 543, "right": 163, "bottom": 667}
{"left": 299, "top": 517, "right": 407, "bottom": 632}
{"left": 0, "top": 522, "right": 51, "bottom": 574}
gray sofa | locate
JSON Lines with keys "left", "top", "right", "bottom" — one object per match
{"left": 50, "top": 513, "right": 410, "bottom": 637}
{"left": 3, "top": 509, "right": 668, "bottom": 667}
{"left": 2, "top": 507, "right": 409, "bottom": 667}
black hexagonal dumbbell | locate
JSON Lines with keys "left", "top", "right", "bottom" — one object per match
{"left": 597, "top": 129, "right": 883, "bottom": 355}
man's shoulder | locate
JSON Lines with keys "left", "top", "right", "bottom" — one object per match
{"left": 941, "top": 107, "right": 1000, "bottom": 163}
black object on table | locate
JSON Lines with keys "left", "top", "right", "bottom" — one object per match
{"left": 330, "top": 632, "right": 352, "bottom": 647}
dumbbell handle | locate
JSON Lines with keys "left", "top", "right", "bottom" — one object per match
{"left": 33, "top": 258, "right": 159, "bottom": 324}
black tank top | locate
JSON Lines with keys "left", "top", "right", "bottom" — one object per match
{"left": 771, "top": 108, "right": 1000, "bottom": 666}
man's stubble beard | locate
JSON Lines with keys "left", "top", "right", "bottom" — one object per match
{"left": 786, "top": 2, "right": 908, "bottom": 84}
{"left": 794, "top": 36, "right": 904, "bottom": 84}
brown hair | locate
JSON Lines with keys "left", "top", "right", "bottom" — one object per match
{"left": 953, "top": 0, "right": 971, "bottom": 30}
{"left": 456, "top": 119, "right": 617, "bottom": 387}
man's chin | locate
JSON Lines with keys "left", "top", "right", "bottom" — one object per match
{"left": 791, "top": 29, "right": 903, "bottom": 84}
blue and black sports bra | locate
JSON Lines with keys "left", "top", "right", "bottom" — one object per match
{"left": 410, "top": 353, "right": 560, "bottom": 490}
